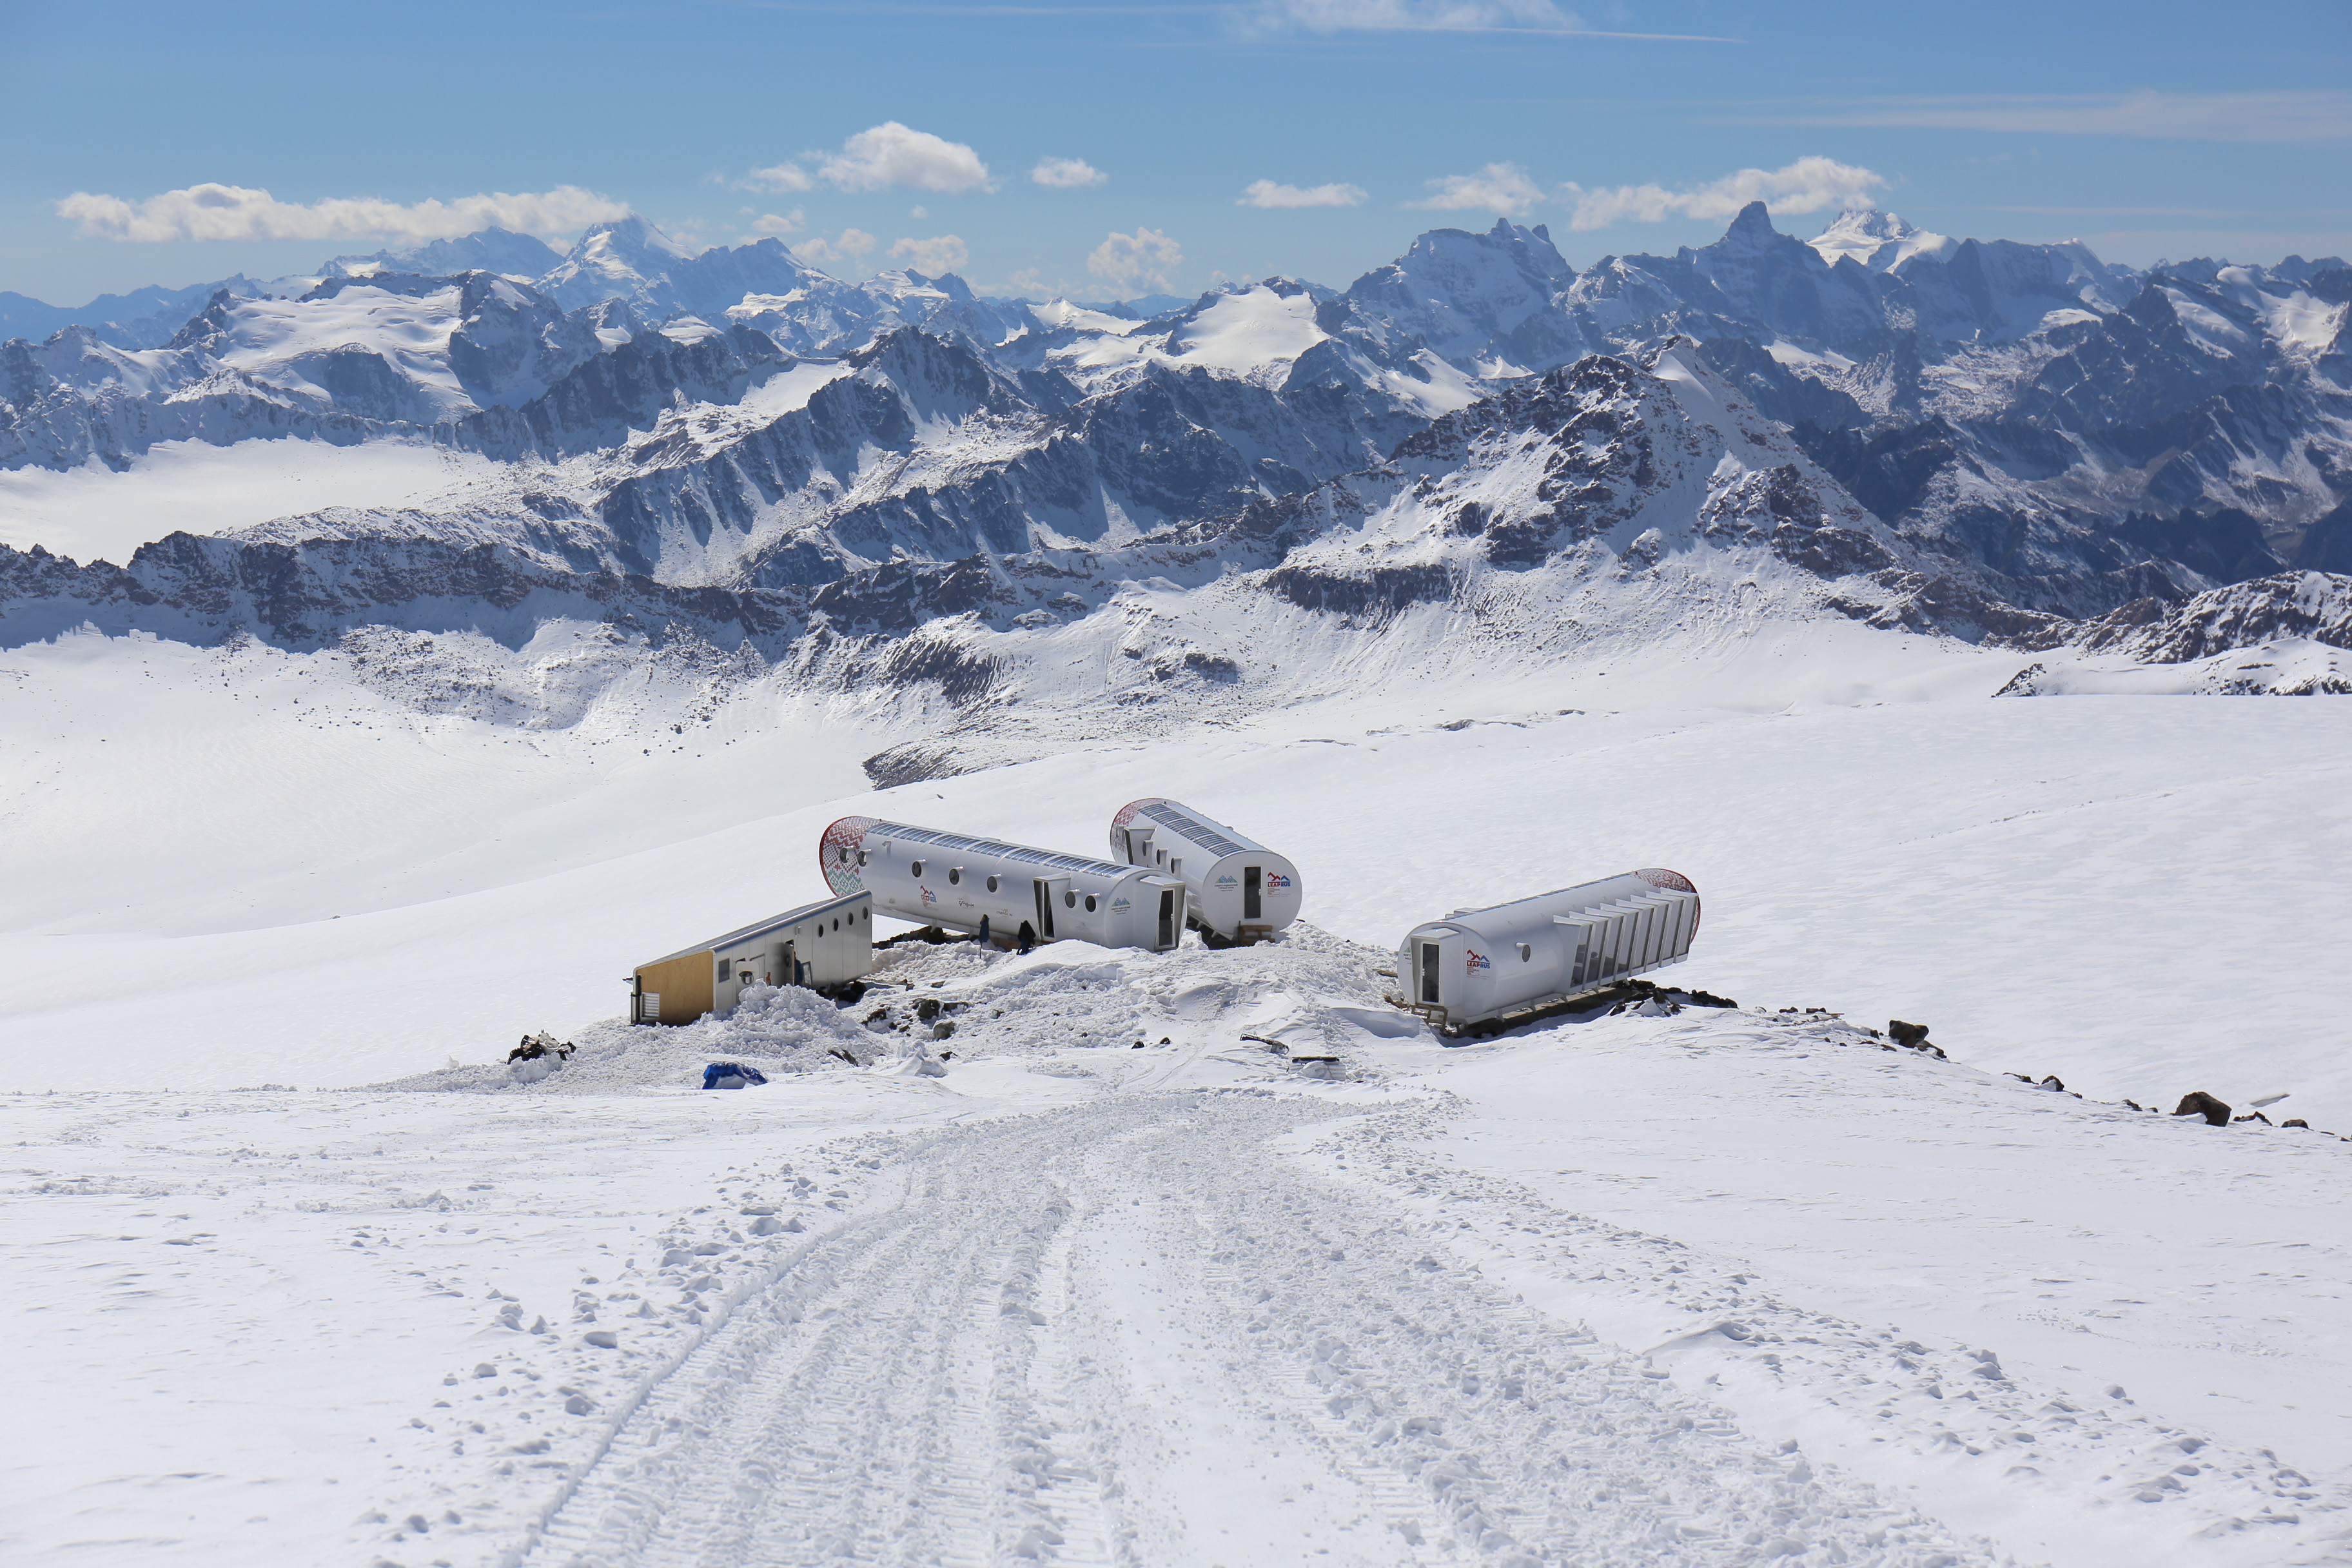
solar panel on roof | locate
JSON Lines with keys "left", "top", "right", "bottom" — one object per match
{"left": 1142, "top": 802, "right": 1249, "bottom": 858}
{"left": 874, "top": 821, "right": 1126, "bottom": 878}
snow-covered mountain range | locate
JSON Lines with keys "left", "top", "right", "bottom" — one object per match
{"left": 5, "top": 204, "right": 2349, "bottom": 743}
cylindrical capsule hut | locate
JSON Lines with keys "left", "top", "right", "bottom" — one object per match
{"left": 1397, "top": 868, "right": 1700, "bottom": 1032}
{"left": 821, "top": 816, "right": 1189, "bottom": 952}
{"left": 1108, "top": 798, "right": 1302, "bottom": 945}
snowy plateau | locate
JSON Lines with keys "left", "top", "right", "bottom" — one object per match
{"left": 2, "top": 204, "right": 2350, "bottom": 1568}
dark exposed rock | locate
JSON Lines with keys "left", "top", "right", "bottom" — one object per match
{"left": 2173, "top": 1092, "right": 2232, "bottom": 1126}
{"left": 1260, "top": 562, "right": 1454, "bottom": 622}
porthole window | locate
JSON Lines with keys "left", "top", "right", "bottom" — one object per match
{"left": 858, "top": 850, "right": 868, "bottom": 866}
{"left": 948, "top": 867, "right": 961, "bottom": 885}
{"left": 1084, "top": 894, "right": 1099, "bottom": 913}
{"left": 1064, "top": 890, "right": 1077, "bottom": 908}
{"left": 910, "top": 859, "right": 925, "bottom": 876}
{"left": 1517, "top": 943, "right": 1531, "bottom": 961}
{"left": 836, "top": 847, "right": 849, "bottom": 863}
{"left": 985, "top": 874, "right": 999, "bottom": 893}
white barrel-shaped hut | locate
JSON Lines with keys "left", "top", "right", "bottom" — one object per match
{"left": 1108, "top": 798, "right": 1302, "bottom": 945}
{"left": 1397, "top": 868, "right": 1700, "bottom": 1032}
{"left": 821, "top": 816, "right": 1189, "bottom": 952}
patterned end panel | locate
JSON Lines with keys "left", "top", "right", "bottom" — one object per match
{"left": 819, "top": 816, "right": 877, "bottom": 896}
{"left": 1108, "top": 798, "right": 1170, "bottom": 859}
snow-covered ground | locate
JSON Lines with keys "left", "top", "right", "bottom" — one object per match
{"left": 4, "top": 624, "right": 2349, "bottom": 1566}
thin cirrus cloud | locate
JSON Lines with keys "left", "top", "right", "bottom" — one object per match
{"left": 1240, "top": 0, "right": 1735, "bottom": 39}
{"left": 1238, "top": 179, "right": 1368, "bottom": 209}
{"left": 1088, "top": 228, "right": 1184, "bottom": 294}
{"left": 745, "top": 122, "right": 995, "bottom": 197}
{"left": 1032, "top": 158, "right": 1109, "bottom": 190}
{"left": 53, "top": 182, "right": 629, "bottom": 242}
{"left": 1753, "top": 90, "right": 2352, "bottom": 144}
{"left": 1563, "top": 157, "right": 1885, "bottom": 231}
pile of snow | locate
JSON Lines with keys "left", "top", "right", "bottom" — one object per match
{"left": 845, "top": 925, "right": 1414, "bottom": 1065}
{"left": 377, "top": 983, "right": 885, "bottom": 1094}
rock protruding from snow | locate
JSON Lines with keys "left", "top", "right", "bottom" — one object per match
{"left": 2064, "top": 571, "right": 2352, "bottom": 663}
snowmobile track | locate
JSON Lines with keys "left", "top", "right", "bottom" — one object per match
{"left": 514, "top": 1093, "right": 2001, "bottom": 1567}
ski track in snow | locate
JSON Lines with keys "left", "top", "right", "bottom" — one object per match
{"left": 10, "top": 988, "right": 2350, "bottom": 1568}
{"left": 504, "top": 1092, "right": 1997, "bottom": 1568}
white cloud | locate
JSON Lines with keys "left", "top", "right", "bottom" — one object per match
{"left": 741, "top": 163, "right": 816, "bottom": 194}
{"left": 821, "top": 122, "right": 994, "bottom": 194}
{"left": 795, "top": 228, "right": 878, "bottom": 267}
{"left": 1760, "top": 90, "right": 2352, "bottom": 144}
{"left": 750, "top": 210, "right": 805, "bottom": 235}
{"left": 1406, "top": 163, "right": 1543, "bottom": 217}
{"left": 1239, "top": 179, "right": 1369, "bottom": 209}
{"left": 909, "top": 205, "right": 928, "bottom": 219}
{"left": 1032, "top": 157, "right": 1110, "bottom": 190}
{"left": 740, "top": 124, "right": 995, "bottom": 197}
{"left": 54, "top": 182, "right": 630, "bottom": 243}
{"left": 889, "top": 234, "right": 971, "bottom": 275}
{"left": 1563, "top": 157, "right": 1885, "bottom": 231}
{"left": 1087, "top": 228, "right": 1184, "bottom": 294}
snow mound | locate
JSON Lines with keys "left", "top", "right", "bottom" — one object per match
{"left": 374, "top": 983, "right": 883, "bottom": 1094}
{"left": 852, "top": 925, "right": 1406, "bottom": 1064}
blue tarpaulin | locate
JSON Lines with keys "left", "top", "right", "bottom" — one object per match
{"left": 701, "top": 1062, "right": 769, "bottom": 1090}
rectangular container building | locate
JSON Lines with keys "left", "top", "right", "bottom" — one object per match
{"left": 629, "top": 890, "right": 874, "bottom": 1025}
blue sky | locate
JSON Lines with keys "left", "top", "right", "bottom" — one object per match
{"left": 1, "top": 0, "right": 2346, "bottom": 304}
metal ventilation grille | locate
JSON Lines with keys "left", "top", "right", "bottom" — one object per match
{"left": 1558, "top": 889, "right": 1699, "bottom": 988}
{"left": 1142, "top": 802, "right": 1247, "bottom": 858}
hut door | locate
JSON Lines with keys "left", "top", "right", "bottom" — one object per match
{"left": 1157, "top": 888, "right": 1177, "bottom": 948}
{"left": 1032, "top": 878, "right": 1055, "bottom": 940}
{"left": 782, "top": 940, "right": 799, "bottom": 987}
{"left": 1243, "top": 865, "right": 1262, "bottom": 920}
{"left": 1418, "top": 941, "right": 1442, "bottom": 1004}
